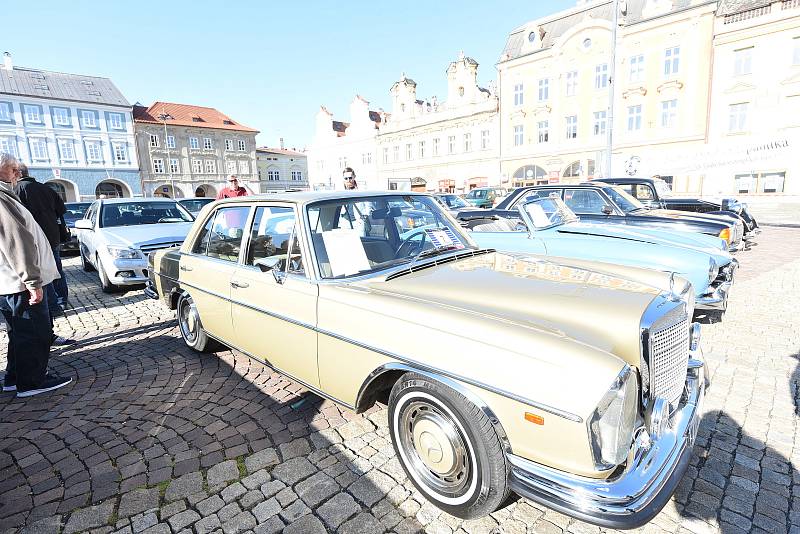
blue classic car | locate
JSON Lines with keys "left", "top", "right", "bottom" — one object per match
{"left": 467, "top": 197, "right": 737, "bottom": 312}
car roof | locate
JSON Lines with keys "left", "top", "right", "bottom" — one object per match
{"left": 213, "top": 190, "right": 435, "bottom": 208}
{"left": 98, "top": 197, "right": 181, "bottom": 204}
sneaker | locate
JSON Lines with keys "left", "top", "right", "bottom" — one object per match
{"left": 52, "top": 335, "right": 76, "bottom": 346}
{"left": 2, "top": 379, "right": 16, "bottom": 392}
{"left": 17, "top": 375, "right": 72, "bottom": 398}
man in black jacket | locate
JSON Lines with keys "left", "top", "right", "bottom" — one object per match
{"left": 15, "top": 165, "right": 74, "bottom": 345}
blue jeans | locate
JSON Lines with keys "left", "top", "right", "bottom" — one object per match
{"left": 1, "top": 289, "right": 53, "bottom": 390}
{"left": 47, "top": 245, "right": 68, "bottom": 313}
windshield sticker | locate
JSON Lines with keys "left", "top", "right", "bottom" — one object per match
{"left": 424, "top": 227, "right": 465, "bottom": 249}
{"left": 321, "top": 229, "right": 371, "bottom": 276}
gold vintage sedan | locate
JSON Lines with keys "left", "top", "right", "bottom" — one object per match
{"left": 146, "top": 191, "right": 706, "bottom": 528}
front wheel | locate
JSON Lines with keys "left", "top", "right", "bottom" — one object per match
{"left": 388, "top": 373, "right": 509, "bottom": 519}
{"left": 80, "top": 247, "right": 95, "bottom": 272}
{"left": 177, "top": 293, "right": 222, "bottom": 353}
{"left": 97, "top": 255, "right": 117, "bottom": 293}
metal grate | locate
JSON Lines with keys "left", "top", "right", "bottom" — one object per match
{"left": 140, "top": 242, "right": 183, "bottom": 253}
{"left": 650, "top": 313, "right": 690, "bottom": 407}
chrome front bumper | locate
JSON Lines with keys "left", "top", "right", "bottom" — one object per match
{"left": 696, "top": 259, "right": 738, "bottom": 311}
{"left": 507, "top": 360, "right": 705, "bottom": 529}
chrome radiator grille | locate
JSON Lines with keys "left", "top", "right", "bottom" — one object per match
{"left": 649, "top": 311, "right": 690, "bottom": 407}
{"left": 140, "top": 242, "right": 183, "bottom": 253}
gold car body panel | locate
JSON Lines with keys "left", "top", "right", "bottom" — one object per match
{"left": 180, "top": 254, "right": 238, "bottom": 341}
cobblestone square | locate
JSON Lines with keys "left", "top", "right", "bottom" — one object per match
{"left": 1, "top": 227, "right": 798, "bottom": 534}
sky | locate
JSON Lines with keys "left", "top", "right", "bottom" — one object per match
{"left": 5, "top": 0, "right": 574, "bottom": 149}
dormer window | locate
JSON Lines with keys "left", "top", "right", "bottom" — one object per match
{"left": 223, "top": 120, "right": 234, "bottom": 125}
{"left": 192, "top": 116, "right": 204, "bottom": 122}
{"left": 401, "top": 103, "right": 405, "bottom": 112}
{"left": 459, "top": 87, "right": 465, "bottom": 97}
{"left": 528, "top": 31, "right": 537, "bottom": 43}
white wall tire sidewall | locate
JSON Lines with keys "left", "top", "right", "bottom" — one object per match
{"left": 392, "top": 390, "right": 479, "bottom": 506}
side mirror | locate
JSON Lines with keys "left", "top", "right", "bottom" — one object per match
{"left": 254, "top": 257, "right": 287, "bottom": 285}
{"left": 75, "top": 219, "right": 94, "bottom": 231}
{"left": 601, "top": 205, "right": 613, "bottom": 215}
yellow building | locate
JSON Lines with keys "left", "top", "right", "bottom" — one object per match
{"left": 498, "top": 0, "right": 717, "bottom": 191}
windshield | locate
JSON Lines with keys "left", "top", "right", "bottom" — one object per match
{"left": 522, "top": 197, "right": 579, "bottom": 229}
{"left": 604, "top": 186, "right": 646, "bottom": 213}
{"left": 306, "top": 194, "right": 477, "bottom": 279}
{"left": 100, "top": 201, "right": 194, "bottom": 228}
{"left": 180, "top": 198, "right": 214, "bottom": 212}
{"left": 440, "top": 195, "right": 469, "bottom": 209}
{"left": 64, "top": 203, "right": 92, "bottom": 220}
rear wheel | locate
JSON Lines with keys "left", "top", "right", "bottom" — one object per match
{"left": 97, "top": 255, "right": 117, "bottom": 293}
{"left": 177, "top": 293, "right": 222, "bottom": 352}
{"left": 388, "top": 373, "right": 509, "bottom": 519}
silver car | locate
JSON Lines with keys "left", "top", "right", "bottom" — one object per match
{"left": 75, "top": 198, "right": 194, "bottom": 292}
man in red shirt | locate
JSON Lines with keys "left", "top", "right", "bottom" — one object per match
{"left": 217, "top": 175, "right": 248, "bottom": 199}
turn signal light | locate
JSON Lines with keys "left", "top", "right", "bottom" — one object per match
{"left": 718, "top": 228, "right": 731, "bottom": 243}
{"left": 525, "top": 412, "right": 544, "bottom": 425}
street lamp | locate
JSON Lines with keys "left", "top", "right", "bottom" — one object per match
{"left": 157, "top": 112, "right": 175, "bottom": 197}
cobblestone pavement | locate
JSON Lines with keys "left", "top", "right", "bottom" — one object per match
{"left": 1, "top": 229, "right": 798, "bottom": 534}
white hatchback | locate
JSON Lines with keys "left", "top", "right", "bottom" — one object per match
{"left": 75, "top": 198, "right": 195, "bottom": 292}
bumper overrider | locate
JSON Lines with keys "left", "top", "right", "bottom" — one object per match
{"left": 507, "top": 351, "right": 706, "bottom": 529}
{"left": 696, "top": 259, "right": 738, "bottom": 311}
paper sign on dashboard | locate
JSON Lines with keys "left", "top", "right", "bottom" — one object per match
{"left": 321, "top": 229, "right": 371, "bottom": 276}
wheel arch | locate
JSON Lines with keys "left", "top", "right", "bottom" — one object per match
{"left": 355, "top": 362, "right": 511, "bottom": 454}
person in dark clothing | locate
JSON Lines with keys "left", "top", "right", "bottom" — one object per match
{"left": 15, "top": 165, "right": 74, "bottom": 346}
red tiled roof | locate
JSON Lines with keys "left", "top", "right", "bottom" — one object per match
{"left": 132, "top": 102, "right": 258, "bottom": 133}
{"left": 256, "top": 147, "right": 306, "bottom": 156}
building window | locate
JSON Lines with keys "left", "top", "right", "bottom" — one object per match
{"left": 464, "top": 133, "right": 472, "bottom": 152}
{"left": 514, "top": 83, "right": 524, "bottom": 106}
{"left": 192, "top": 159, "right": 202, "bottom": 173}
{"left": 433, "top": 138, "right": 440, "bottom": 156}
{"left": 225, "top": 139, "right": 233, "bottom": 151}
{"left": 593, "top": 111, "right": 607, "bottom": 136}
{"left": 629, "top": 54, "right": 645, "bottom": 83}
{"left": 664, "top": 47, "right": 680, "bottom": 77}
{"left": 149, "top": 134, "right": 159, "bottom": 148}
{"left": 29, "top": 138, "right": 48, "bottom": 160}
{"left": 86, "top": 141, "right": 102, "bottom": 162}
{"left": 538, "top": 79, "right": 549, "bottom": 101}
{"left": 794, "top": 37, "right": 800, "bottom": 65}
{"left": 237, "top": 140, "right": 246, "bottom": 151}
{"left": 565, "top": 115, "right": 578, "bottom": 139}
{"left": 513, "top": 125, "right": 524, "bottom": 146}
{"left": 169, "top": 158, "right": 179, "bottom": 173}
{"left": 418, "top": 140, "right": 426, "bottom": 159}
{"left": 565, "top": 71, "right": 578, "bottom": 96}
{"left": 205, "top": 160, "right": 216, "bottom": 174}
{"left": 109, "top": 113, "right": 123, "bottom": 130}
{"left": 365, "top": 152, "right": 372, "bottom": 164}
{"left": 166, "top": 135, "right": 175, "bottom": 149}
{"left": 733, "top": 47, "right": 753, "bottom": 76}
{"left": 291, "top": 170, "right": 303, "bottom": 181}
{"left": 53, "top": 107, "right": 71, "bottom": 126}
{"left": 153, "top": 158, "right": 165, "bottom": 173}
{"left": 203, "top": 138, "right": 213, "bottom": 150}
{"left": 661, "top": 99, "right": 678, "bottom": 128}
{"left": 0, "top": 137, "right": 16, "bottom": 155}
{"left": 113, "top": 142, "right": 128, "bottom": 163}
{"left": 57, "top": 139, "right": 75, "bottom": 161}
{"left": 595, "top": 64, "right": 608, "bottom": 89}
{"left": 447, "top": 135, "right": 455, "bottom": 154}
{"left": 80, "top": 110, "right": 97, "bottom": 128}
{"left": 383, "top": 147, "right": 389, "bottom": 164}
{"left": 627, "top": 105, "right": 642, "bottom": 131}
{"left": 189, "top": 137, "right": 199, "bottom": 149}
{"left": 728, "top": 103, "right": 748, "bottom": 132}
{"left": 404, "top": 143, "right": 412, "bottom": 160}
{"left": 24, "top": 105, "right": 42, "bottom": 123}
{"left": 226, "top": 160, "right": 237, "bottom": 174}
{"left": 238, "top": 160, "right": 249, "bottom": 174}
{"left": 267, "top": 170, "right": 280, "bottom": 181}
{"left": 393, "top": 145, "right": 399, "bottom": 162}
{"left": 481, "top": 130, "right": 490, "bottom": 149}
{"left": 0, "top": 102, "right": 11, "bottom": 122}
{"left": 537, "top": 121, "right": 549, "bottom": 143}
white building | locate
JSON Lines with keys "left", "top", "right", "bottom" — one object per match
{"left": 256, "top": 145, "right": 309, "bottom": 192}
{"left": 307, "top": 96, "right": 382, "bottom": 190}
{"left": 0, "top": 53, "right": 140, "bottom": 201}
{"left": 377, "top": 53, "right": 500, "bottom": 192}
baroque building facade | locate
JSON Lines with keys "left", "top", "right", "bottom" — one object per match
{"left": 133, "top": 102, "right": 258, "bottom": 198}
{"left": 376, "top": 53, "right": 500, "bottom": 192}
{"left": 0, "top": 53, "right": 140, "bottom": 201}
{"left": 256, "top": 145, "right": 309, "bottom": 192}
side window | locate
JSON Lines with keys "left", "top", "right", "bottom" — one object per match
{"left": 84, "top": 203, "right": 97, "bottom": 223}
{"left": 616, "top": 184, "right": 634, "bottom": 195}
{"left": 635, "top": 184, "right": 655, "bottom": 200}
{"left": 191, "top": 214, "right": 215, "bottom": 255}
{"left": 247, "top": 206, "right": 303, "bottom": 274}
{"left": 206, "top": 206, "right": 250, "bottom": 262}
{"left": 564, "top": 189, "right": 607, "bottom": 214}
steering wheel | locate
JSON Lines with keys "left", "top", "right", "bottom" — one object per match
{"left": 395, "top": 229, "right": 428, "bottom": 259}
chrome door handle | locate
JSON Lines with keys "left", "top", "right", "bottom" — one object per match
{"left": 230, "top": 280, "right": 249, "bottom": 289}
{"left": 180, "top": 265, "right": 193, "bottom": 272}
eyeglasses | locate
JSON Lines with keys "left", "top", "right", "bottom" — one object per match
{"left": 228, "top": 179, "right": 238, "bottom": 183}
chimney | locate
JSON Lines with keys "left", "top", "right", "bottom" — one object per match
{"left": 279, "top": 137, "right": 285, "bottom": 150}
{"left": 3, "top": 52, "right": 12, "bottom": 71}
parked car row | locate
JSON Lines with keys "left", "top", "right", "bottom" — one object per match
{"left": 141, "top": 189, "right": 719, "bottom": 528}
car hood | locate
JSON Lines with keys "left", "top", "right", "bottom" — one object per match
{"left": 556, "top": 221, "right": 727, "bottom": 253}
{"left": 101, "top": 223, "right": 194, "bottom": 249}
{"left": 643, "top": 208, "right": 737, "bottom": 227}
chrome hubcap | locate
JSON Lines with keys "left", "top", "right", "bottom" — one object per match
{"left": 398, "top": 400, "right": 470, "bottom": 497}
{"left": 179, "top": 301, "right": 198, "bottom": 342}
